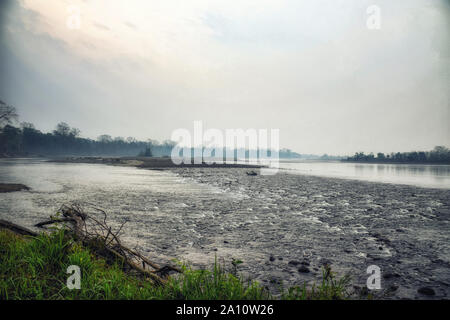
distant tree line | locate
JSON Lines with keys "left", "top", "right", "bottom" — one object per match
{"left": 344, "top": 146, "right": 450, "bottom": 164}
{"left": 0, "top": 100, "right": 174, "bottom": 157}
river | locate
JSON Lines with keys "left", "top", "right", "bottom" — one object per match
{"left": 1, "top": 158, "right": 449, "bottom": 299}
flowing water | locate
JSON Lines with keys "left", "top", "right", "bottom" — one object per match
{"left": 1, "top": 158, "right": 449, "bottom": 299}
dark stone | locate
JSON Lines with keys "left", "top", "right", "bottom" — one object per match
{"left": 388, "top": 285, "right": 399, "bottom": 292}
{"left": 383, "top": 272, "right": 400, "bottom": 279}
{"left": 223, "top": 240, "right": 229, "bottom": 244}
{"left": 269, "top": 256, "right": 275, "bottom": 262}
{"left": 378, "top": 246, "right": 383, "bottom": 250}
{"left": 298, "top": 266, "right": 310, "bottom": 273}
{"left": 418, "top": 287, "right": 435, "bottom": 296}
{"left": 288, "top": 260, "right": 300, "bottom": 266}
{"left": 300, "top": 261, "right": 310, "bottom": 266}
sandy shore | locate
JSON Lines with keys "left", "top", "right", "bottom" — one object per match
{"left": 164, "top": 167, "right": 450, "bottom": 299}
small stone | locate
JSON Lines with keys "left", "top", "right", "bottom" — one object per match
{"left": 288, "top": 260, "right": 300, "bottom": 266}
{"left": 388, "top": 285, "right": 399, "bottom": 292}
{"left": 378, "top": 246, "right": 383, "bottom": 250}
{"left": 298, "top": 266, "right": 310, "bottom": 273}
{"left": 383, "top": 272, "right": 400, "bottom": 279}
{"left": 269, "top": 256, "right": 275, "bottom": 262}
{"left": 223, "top": 240, "right": 229, "bottom": 244}
{"left": 418, "top": 287, "right": 435, "bottom": 296}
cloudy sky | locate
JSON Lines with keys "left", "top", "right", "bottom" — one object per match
{"left": 0, "top": 0, "right": 449, "bottom": 155}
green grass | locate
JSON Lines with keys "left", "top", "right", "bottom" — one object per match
{"left": 0, "top": 229, "right": 350, "bottom": 300}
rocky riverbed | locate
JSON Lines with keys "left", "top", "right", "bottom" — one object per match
{"left": 163, "top": 167, "right": 450, "bottom": 299}
{"left": 1, "top": 159, "right": 448, "bottom": 299}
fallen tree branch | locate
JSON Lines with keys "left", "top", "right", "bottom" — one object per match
{"left": 33, "top": 203, "right": 181, "bottom": 286}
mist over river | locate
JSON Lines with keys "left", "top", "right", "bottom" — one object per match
{"left": 1, "top": 158, "right": 449, "bottom": 299}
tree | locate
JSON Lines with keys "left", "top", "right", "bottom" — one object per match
{"left": 0, "top": 100, "right": 18, "bottom": 127}
{"left": 70, "top": 127, "right": 81, "bottom": 138}
{"left": 97, "top": 134, "right": 113, "bottom": 143}
{"left": 54, "top": 122, "right": 71, "bottom": 136}
{"left": 138, "top": 146, "right": 153, "bottom": 157}
{"left": 377, "top": 152, "right": 386, "bottom": 160}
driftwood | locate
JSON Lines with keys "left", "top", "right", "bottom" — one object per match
{"left": 34, "top": 203, "right": 181, "bottom": 285}
{"left": 0, "top": 219, "right": 37, "bottom": 236}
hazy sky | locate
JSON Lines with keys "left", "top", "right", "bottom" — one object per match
{"left": 1, "top": 0, "right": 449, "bottom": 155}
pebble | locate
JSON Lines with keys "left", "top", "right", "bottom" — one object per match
{"left": 298, "top": 266, "right": 310, "bottom": 273}
{"left": 417, "top": 287, "right": 435, "bottom": 296}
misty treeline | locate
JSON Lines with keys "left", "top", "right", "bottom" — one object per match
{"left": 344, "top": 147, "right": 450, "bottom": 164}
{"left": 0, "top": 100, "right": 174, "bottom": 157}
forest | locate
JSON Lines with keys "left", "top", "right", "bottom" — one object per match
{"left": 344, "top": 147, "right": 450, "bottom": 164}
{"left": 0, "top": 100, "right": 300, "bottom": 159}
{"left": 0, "top": 100, "right": 175, "bottom": 157}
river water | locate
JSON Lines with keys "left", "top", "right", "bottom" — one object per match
{"left": 1, "top": 158, "right": 449, "bottom": 299}
{"left": 279, "top": 160, "right": 450, "bottom": 189}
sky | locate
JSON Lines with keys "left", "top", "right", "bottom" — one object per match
{"left": 0, "top": 0, "right": 449, "bottom": 155}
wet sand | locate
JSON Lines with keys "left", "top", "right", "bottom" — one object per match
{"left": 162, "top": 167, "right": 450, "bottom": 299}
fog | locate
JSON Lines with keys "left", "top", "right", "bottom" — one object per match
{"left": 1, "top": 0, "right": 449, "bottom": 155}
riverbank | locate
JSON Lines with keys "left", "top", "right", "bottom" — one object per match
{"left": 50, "top": 156, "right": 263, "bottom": 169}
{"left": 167, "top": 167, "right": 450, "bottom": 299}
{"left": 1, "top": 158, "right": 448, "bottom": 299}
{"left": 0, "top": 221, "right": 349, "bottom": 300}
{"left": 0, "top": 183, "right": 30, "bottom": 193}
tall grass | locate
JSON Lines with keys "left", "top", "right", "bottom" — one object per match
{"left": 0, "top": 229, "right": 350, "bottom": 300}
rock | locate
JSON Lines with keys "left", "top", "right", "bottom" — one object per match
{"left": 417, "top": 287, "right": 435, "bottom": 296}
{"left": 383, "top": 272, "right": 400, "bottom": 279}
{"left": 269, "top": 256, "right": 275, "bottom": 262}
{"left": 288, "top": 260, "right": 300, "bottom": 266}
{"left": 388, "top": 285, "right": 399, "bottom": 292}
{"left": 300, "top": 261, "right": 310, "bottom": 266}
{"left": 223, "top": 240, "right": 229, "bottom": 244}
{"left": 298, "top": 266, "right": 310, "bottom": 273}
{"left": 246, "top": 171, "right": 258, "bottom": 176}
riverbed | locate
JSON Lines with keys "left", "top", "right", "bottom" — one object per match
{"left": 0, "top": 158, "right": 449, "bottom": 299}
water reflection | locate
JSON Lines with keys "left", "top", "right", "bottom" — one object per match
{"left": 280, "top": 160, "right": 450, "bottom": 189}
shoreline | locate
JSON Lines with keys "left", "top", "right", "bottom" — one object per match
{"left": 49, "top": 156, "right": 264, "bottom": 169}
{"left": 1, "top": 157, "right": 448, "bottom": 299}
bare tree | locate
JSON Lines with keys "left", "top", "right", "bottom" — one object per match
{"left": 0, "top": 100, "right": 18, "bottom": 126}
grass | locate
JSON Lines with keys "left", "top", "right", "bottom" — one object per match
{"left": 0, "top": 229, "right": 350, "bottom": 300}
